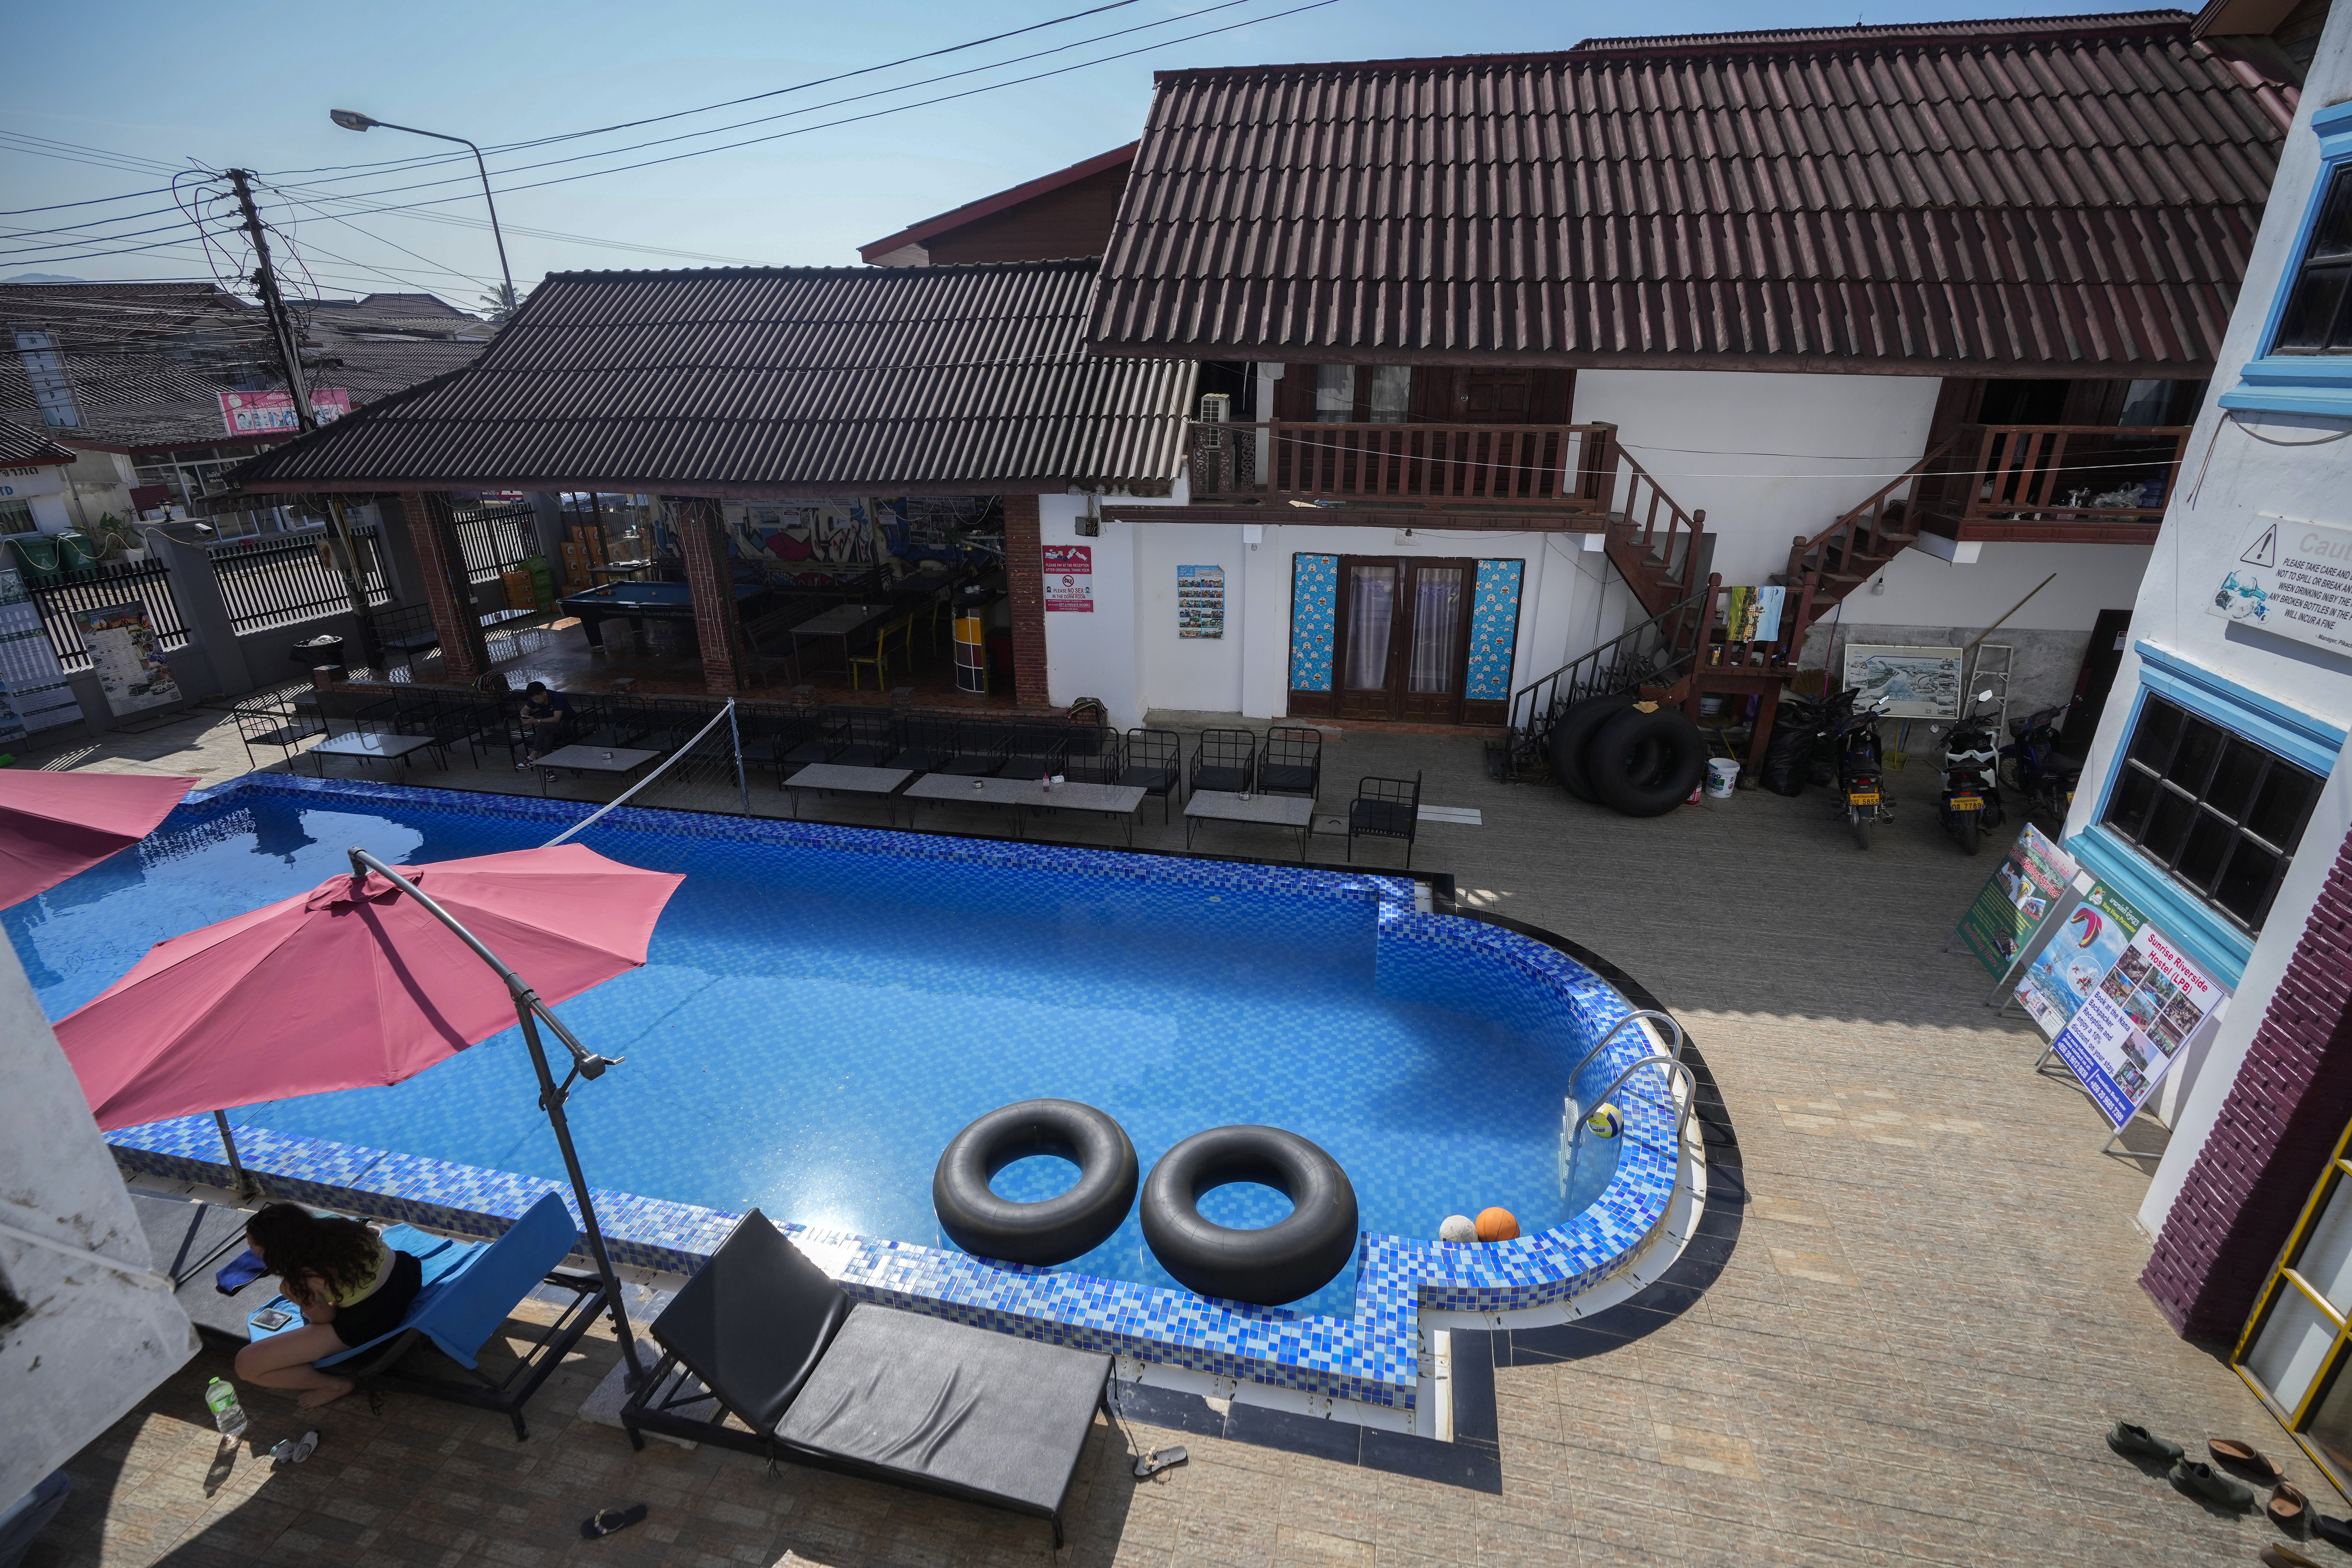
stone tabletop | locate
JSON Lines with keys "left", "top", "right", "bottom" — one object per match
{"left": 782, "top": 763, "right": 914, "bottom": 795}
{"left": 311, "top": 731, "right": 437, "bottom": 758}
{"left": 536, "top": 744, "right": 660, "bottom": 773}
{"left": 1184, "top": 789, "right": 1314, "bottom": 827}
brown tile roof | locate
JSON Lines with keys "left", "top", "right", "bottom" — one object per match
{"left": 232, "top": 259, "right": 1196, "bottom": 495}
{"left": 859, "top": 144, "right": 1138, "bottom": 264}
{"left": 1086, "top": 11, "right": 2286, "bottom": 372}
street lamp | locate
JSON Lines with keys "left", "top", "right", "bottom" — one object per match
{"left": 329, "top": 109, "right": 516, "bottom": 319}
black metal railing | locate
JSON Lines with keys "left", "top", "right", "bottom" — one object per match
{"left": 211, "top": 526, "right": 392, "bottom": 635}
{"left": 27, "top": 560, "right": 190, "bottom": 673}
{"left": 1496, "top": 581, "right": 1718, "bottom": 783}
{"left": 453, "top": 501, "right": 538, "bottom": 585}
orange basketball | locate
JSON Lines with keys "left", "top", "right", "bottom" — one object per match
{"left": 1474, "top": 1207, "right": 1519, "bottom": 1242}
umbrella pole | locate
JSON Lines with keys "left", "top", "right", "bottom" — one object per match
{"left": 515, "top": 1003, "right": 647, "bottom": 1387}
{"left": 213, "top": 1111, "right": 258, "bottom": 1200}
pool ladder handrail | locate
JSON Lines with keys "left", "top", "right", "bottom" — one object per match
{"left": 1581, "top": 1052, "right": 1699, "bottom": 1152}
{"left": 1565, "top": 1009, "right": 1684, "bottom": 1094}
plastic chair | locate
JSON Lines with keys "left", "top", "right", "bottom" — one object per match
{"left": 848, "top": 614, "right": 914, "bottom": 691}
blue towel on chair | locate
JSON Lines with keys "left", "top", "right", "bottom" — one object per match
{"left": 215, "top": 1249, "right": 267, "bottom": 1296}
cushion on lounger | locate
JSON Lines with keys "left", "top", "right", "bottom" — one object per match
{"left": 650, "top": 1210, "right": 851, "bottom": 1433}
{"left": 775, "top": 1305, "right": 1111, "bottom": 1516}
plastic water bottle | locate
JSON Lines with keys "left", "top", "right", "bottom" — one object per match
{"left": 205, "top": 1377, "right": 247, "bottom": 1439}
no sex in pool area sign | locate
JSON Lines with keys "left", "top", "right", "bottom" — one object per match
{"left": 2212, "top": 513, "right": 2352, "bottom": 656}
{"left": 1043, "top": 545, "right": 1092, "bottom": 612}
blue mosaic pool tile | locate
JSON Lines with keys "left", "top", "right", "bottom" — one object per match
{"left": 116, "top": 774, "right": 1688, "bottom": 1410}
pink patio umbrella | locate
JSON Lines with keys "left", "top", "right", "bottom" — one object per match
{"left": 54, "top": 841, "right": 684, "bottom": 1378}
{"left": 0, "top": 770, "right": 199, "bottom": 909}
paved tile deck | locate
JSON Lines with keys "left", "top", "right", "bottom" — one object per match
{"left": 13, "top": 707, "right": 2330, "bottom": 1566}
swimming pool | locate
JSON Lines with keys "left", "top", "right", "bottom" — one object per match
{"left": 19, "top": 775, "right": 1685, "bottom": 1412}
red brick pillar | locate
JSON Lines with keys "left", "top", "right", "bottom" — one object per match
{"left": 2142, "top": 827, "right": 2352, "bottom": 1340}
{"left": 1003, "top": 493, "right": 1048, "bottom": 710}
{"left": 670, "top": 496, "right": 744, "bottom": 694}
{"left": 392, "top": 492, "right": 491, "bottom": 684}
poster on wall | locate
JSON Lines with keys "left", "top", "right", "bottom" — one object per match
{"left": 1043, "top": 545, "right": 1093, "bottom": 612}
{"left": 1842, "top": 644, "right": 1963, "bottom": 718}
{"left": 2015, "top": 880, "right": 2148, "bottom": 1039}
{"left": 2211, "top": 512, "right": 2352, "bottom": 656}
{"left": 1955, "top": 823, "right": 2081, "bottom": 977}
{"left": 72, "top": 602, "right": 181, "bottom": 715}
{"left": 1177, "top": 564, "right": 1224, "bottom": 639}
{"left": 1722, "top": 586, "right": 1785, "bottom": 645}
{"left": 2049, "top": 922, "right": 2230, "bottom": 1129}
{"left": 217, "top": 388, "right": 350, "bottom": 435}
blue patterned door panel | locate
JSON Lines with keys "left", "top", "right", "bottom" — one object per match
{"left": 1290, "top": 554, "right": 1340, "bottom": 693}
{"left": 1466, "top": 559, "right": 1525, "bottom": 703}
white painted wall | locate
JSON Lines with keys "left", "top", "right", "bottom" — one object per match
{"left": 0, "top": 939, "right": 197, "bottom": 1507}
{"left": 2065, "top": 8, "right": 2352, "bottom": 1240}
{"left": 1574, "top": 369, "right": 1945, "bottom": 586}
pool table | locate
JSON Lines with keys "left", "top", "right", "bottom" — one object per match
{"left": 560, "top": 580, "right": 768, "bottom": 650}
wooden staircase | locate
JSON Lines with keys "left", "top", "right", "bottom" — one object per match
{"left": 1777, "top": 434, "right": 1958, "bottom": 624}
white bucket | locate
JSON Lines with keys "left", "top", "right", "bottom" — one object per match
{"left": 1705, "top": 758, "right": 1739, "bottom": 798}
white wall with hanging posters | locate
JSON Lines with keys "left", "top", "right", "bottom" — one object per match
{"left": 1037, "top": 490, "right": 1628, "bottom": 730}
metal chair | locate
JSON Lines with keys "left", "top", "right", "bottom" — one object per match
{"left": 234, "top": 701, "right": 323, "bottom": 771}
{"left": 1347, "top": 772, "right": 1422, "bottom": 868}
{"left": 939, "top": 721, "right": 1013, "bottom": 777}
{"left": 1258, "top": 725, "right": 1323, "bottom": 799}
{"left": 1060, "top": 726, "right": 1123, "bottom": 785}
{"left": 1118, "top": 728, "right": 1182, "bottom": 823}
{"left": 886, "top": 715, "right": 956, "bottom": 772}
{"left": 847, "top": 612, "right": 916, "bottom": 691}
{"left": 1004, "top": 724, "right": 1071, "bottom": 780}
{"left": 1190, "top": 728, "right": 1256, "bottom": 795}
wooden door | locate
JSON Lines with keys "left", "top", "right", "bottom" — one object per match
{"left": 1330, "top": 556, "right": 1474, "bottom": 722}
{"left": 2058, "top": 608, "right": 2134, "bottom": 758}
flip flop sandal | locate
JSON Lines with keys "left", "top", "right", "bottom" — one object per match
{"left": 581, "top": 1505, "right": 648, "bottom": 1539}
{"left": 270, "top": 1431, "right": 319, "bottom": 1468}
{"left": 1134, "top": 1446, "right": 1187, "bottom": 1479}
{"left": 2273, "top": 1482, "right": 2311, "bottom": 1527}
{"left": 2212, "top": 1438, "right": 2287, "bottom": 1482}
{"left": 2262, "top": 1544, "right": 2323, "bottom": 1568}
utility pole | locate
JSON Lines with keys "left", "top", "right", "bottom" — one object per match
{"left": 226, "top": 168, "right": 377, "bottom": 671}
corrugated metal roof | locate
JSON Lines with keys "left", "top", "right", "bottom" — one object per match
{"left": 1086, "top": 11, "right": 2283, "bottom": 371}
{"left": 0, "top": 422, "right": 75, "bottom": 466}
{"left": 234, "top": 260, "right": 1196, "bottom": 493}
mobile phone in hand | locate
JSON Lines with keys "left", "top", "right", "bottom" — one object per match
{"left": 251, "top": 1308, "right": 294, "bottom": 1331}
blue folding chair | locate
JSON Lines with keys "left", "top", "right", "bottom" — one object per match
{"left": 246, "top": 1191, "right": 606, "bottom": 1441}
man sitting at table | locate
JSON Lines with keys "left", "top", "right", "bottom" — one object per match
{"left": 517, "top": 681, "right": 574, "bottom": 770}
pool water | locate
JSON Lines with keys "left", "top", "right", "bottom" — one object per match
{"left": 14, "top": 788, "right": 1621, "bottom": 1319}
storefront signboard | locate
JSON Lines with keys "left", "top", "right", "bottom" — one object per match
{"left": 217, "top": 388, "right": 351, "bottom": 436}
{"left": 1178, "top": 564, "right": 1223, "bottom": 639}
{"left": 2048, "top": 921, "right": 2230, "bottom": 1130}
{"left": 72, "top": 602, "right": 181, "bottom": 715}
{"left": 1955, "top": 823, "right": 2081, "bottom": 977}
{"left": 1043, "top": 545, "right": 1092, "bottom": 611}
{"left": 2212, "top": 512, "right": 2352, "bottom": 657}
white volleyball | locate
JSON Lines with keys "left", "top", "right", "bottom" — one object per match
{"left": 1438, "top": 1214, "right": 1479, "bottom": 1244}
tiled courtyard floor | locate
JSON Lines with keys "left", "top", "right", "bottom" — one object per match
{"left": 14, "top": 704, "right": 2332, "bottom": 1566}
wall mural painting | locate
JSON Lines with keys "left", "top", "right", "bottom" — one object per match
{"left": 1466, "top": 559, "right": 1525, "bottom": 702}
{"left": 1290, "top": 553, "right": 1340, "bottom": 692}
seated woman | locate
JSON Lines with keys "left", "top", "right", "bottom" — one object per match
{"left": 232, "top": 1204, "right": 423, "bottom": 1409}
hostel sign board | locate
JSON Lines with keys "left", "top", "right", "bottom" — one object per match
{"left": 2212, "top": 512, "right": 2352, "bottom": 656}
{"left": 72, "top": 602, "right": 181, "bottom": 715}
{"left": 1042, "top": 545, "right": 1092, "bottom": 612}
{"left": 2015, "top": 879, "right": 2148, "bottom": 1039}
{"left": 1955, "top": 823, "right": 2080, "bottom": 977}
{"left": 2048, "top": 922, "right": 2228, "bottom": 1130}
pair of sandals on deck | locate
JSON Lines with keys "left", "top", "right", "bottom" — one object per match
{"left": 2110, "top": 1423, "right": 2349, "bottom": 1561}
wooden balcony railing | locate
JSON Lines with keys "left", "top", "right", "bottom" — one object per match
{"left": 1185, "top": 420, "right": 1618, "bottom": 511}
{"left": 1911, "top": 423, "right": 2195, "bottom": 538}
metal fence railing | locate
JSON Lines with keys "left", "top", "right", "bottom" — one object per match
{"left": 211, "top": 525, "right": 392, "bottom": 635}
{"left": 452, "top": 501, "right": 538, "bottom": 585}
{"left": 27, "top": 560, "right": 191, "bottom": 674}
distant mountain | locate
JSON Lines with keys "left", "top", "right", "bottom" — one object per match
{"left": 6, "top": 273, "right": 85, "bottom": 284}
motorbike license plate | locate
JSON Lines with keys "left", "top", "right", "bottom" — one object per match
{"left": 1950, "top": 795, "right": 1984, "bottom": 811}
{"left": 1849, "top": 792, "right": 1881, "bottom": 806}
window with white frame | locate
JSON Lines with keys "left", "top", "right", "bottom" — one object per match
{"left": 0, "top": 498, "right": 36, "bottom": 535}
{"left": 2100, "top": 692, "right": 2323, "bottom": 934}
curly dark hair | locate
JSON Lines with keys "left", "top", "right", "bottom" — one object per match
{"left": 245, "top": 1204, "right": 381, "bottom": 1301}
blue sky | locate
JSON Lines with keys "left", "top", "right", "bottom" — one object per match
{"left": 5, "top": 0, "right": 2148, "bottom": 309}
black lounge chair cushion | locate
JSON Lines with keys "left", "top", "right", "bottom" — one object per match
{"left": 776, "top": 1304, "right": 1110, "bottom": 1516}
{"left": 1351, "top": 799, "right": 1416, "bottom": 837}
{"left": 1117, "top": 764, "right": 1175, "bottom": 791}
{"left": 652, "top": 1210, "right": 851, "bottom": 1434}
{"left": 1259, "top": 763, "right": 1315, "bottom": 792}
{"left": 1194, "top": 766, "right": 1250, "bottom": 793}
{"left": 132, "top": 1191, "right": 282, "bottom": 1341}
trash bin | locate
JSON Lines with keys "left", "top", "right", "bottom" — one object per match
{"left": 290, "top": 633, "right": 346, "bottom": 680}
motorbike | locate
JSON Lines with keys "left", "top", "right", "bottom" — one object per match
{"left": 1999, "top": 699, "right": 2082, "bottom": 819}
{"left": 1819, "top": 689, "right": 1893, "bottom": 850}
{"left": 1933, "top": 688, "right": 2007, "bottom": 855}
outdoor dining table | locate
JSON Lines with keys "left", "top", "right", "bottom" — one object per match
{"left": 536, "top": 743, "right": 661, "bottom": 799}
{"left": 785, "top": 602, "right": 896, "bottom": 681}
{"left": 901, "top": 775, "right": 1148, "bottom": 845}
{"left": 1183, "top": 790, "right": 1315, "bottom": 861}
{"left": 310, "top": 730, "right": 442, "bottom": 779}
{"left": 780, "top": 763, "right": 913, "bottom": 823}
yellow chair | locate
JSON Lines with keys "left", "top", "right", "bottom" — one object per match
{"left": 848, "top": 613, "right": 915, "bottom": 690}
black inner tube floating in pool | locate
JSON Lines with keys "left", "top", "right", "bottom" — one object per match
{"left": 932, "top": 1099, "right": 1138, "bottom": 1267}
{"left": 1140, "top": 1126, "right": 1359, "bottom": 1306}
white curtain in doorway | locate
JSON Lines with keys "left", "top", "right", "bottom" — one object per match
{"left": 1408, "top": 567, "right": 1463, "bottom": 693}
{"left": 1344, "top": 564, "right": 1395, "bottom": 688}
